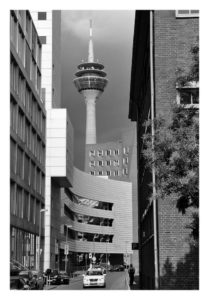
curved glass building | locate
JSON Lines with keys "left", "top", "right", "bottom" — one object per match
{"left": 60, "top": 167, "right": 132, "bottom": 272}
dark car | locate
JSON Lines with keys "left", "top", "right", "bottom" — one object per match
{"left": 44, "top": 269, "right": 61, "bottom": 285}
{"left": 111, "top": 265, "right": 125, "bottom": 272}
{"left": 10, "top": 276, "right": 30, "bottom": 290}
{"left": 59, "top": 271, "right": 70, "bottom": 284}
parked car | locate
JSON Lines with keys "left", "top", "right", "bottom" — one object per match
{"left": 10, "top": 276, "right": 30, "bottom": 290}
{"left": 83, "top": 268, "right": 106, "bottom": 288}
{"left": 110, "top": 265, "right": 125, "bottom": 272}
{"left": 44, "top": 269, "right": 61, "bottom": 285}
{"left": 19, "top": 270, "right": 44, "bottom": 289}
{"left": 59, "top": 271, "right": 70, "bottom": 284}
{"left": 30, "top": 270, "right": 45, "bottom": 289}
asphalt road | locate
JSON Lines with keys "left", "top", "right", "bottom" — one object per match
{"left": 45, "top": 271, "right": 129, "bottom": 290}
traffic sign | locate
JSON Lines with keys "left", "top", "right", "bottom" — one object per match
{"left": 64, "top": 244, "right": 69, "bottom": 255}
{"left": 89, "top": 253, "right": 92, "bottom": 259}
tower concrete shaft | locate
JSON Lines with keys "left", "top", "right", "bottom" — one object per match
{"left": 73, "top": 19, "right": 108, "bottom": 145}
{"left": 84, "top": 92, "right": 98, "bottom": 144}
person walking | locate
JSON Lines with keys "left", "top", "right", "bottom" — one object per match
{"left": 128, "top": 264, "right": 135, "bottom": 286}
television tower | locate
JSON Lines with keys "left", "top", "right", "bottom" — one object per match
{"left": 73, "top": 20, "right": 108, "bottom": 144}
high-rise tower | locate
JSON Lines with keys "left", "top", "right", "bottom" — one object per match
{"left": 74, "top": 20, "right": 108, "bottom": 145}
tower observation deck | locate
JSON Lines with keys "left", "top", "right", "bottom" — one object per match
{"left": 73, "top": 20, "right": 108, "bottom": 145}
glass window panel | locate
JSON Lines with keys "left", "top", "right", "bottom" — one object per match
{"left": 24, "top": 154, "right": 30, "bottom": 184}
{"left": 25, "top": 43, "right": 31, "bottom": 76}
{"left": 30, "top": 196, "right": 34, "bottom": 223}
{"left": 38, "top": 12, "right": 47, "bottom": 20}
{"left": 24, "top": 191, "right": 29, "bottom": 220}
{"left": 39, "top": 36, "right": 47, "bottom": 45}
{"left": 10, "top": 13, "right": 18, "bottom": 48}
{"left": 17, "top": 147, "right": 24, "bottom": 179}
{"left": 10, "top": 181, "right": 16, "bottom": 215}
{"left": 180, "top": 91, "right": 191, "bottom": 104}
{"left": 41, "top": 173, "right": 45, "bottom": 196}
{"left": 10, "top": 138, "right": 16, "bottom": 174}
{"left": 26, "top": 11, "right": 31, "bottom": 42}
{"left": 16, "top": 186, "right": 23, "bottom": 218}
{"left": 191, "top": 89, "right": 199, "bottom": 104}
{"left": 17, "top": 108, "right": 25, "bottom": 141}
{"left": 10, "top": 97, "right": 17, "bottom": 132}
{"left": 18, "top": 26, "right": 25, "bottom": 65}
{"left": 178, "top": 10, "right": 190, "bottom": 14}
{"left": 32, "top": 24, "right": 37, "bottom": 60}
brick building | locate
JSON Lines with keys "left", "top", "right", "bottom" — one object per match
{"left": 129, "top": 10, "right": 199, "bottom": 289}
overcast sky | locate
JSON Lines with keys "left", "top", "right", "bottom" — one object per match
{"left": 61, "top": 10, "right": 135, "bottom": 170}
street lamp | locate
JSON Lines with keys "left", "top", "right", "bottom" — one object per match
{"left": 38, "top": 208, "right": 47, "bottom": 272}
{"left": 65, "top": 225, "right": 72, "bottom": 272}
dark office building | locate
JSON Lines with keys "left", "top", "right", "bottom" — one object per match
{"left": 129, "top": 10, "right": 199, "bottom": 289}
{"left": 10, "top": 10, "right": 46, "bottom": 270}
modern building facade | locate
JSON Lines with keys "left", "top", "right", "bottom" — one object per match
{"left": 74, "top": 20, "right": 108, "bottom": 145}
{"left": 84, "top": 128, "right": 139, "bottom": 274}
{"left": 60, "top": 167, "right": 133, "bottom": 272}
{"left": 129, "top": 10, "right": 199, "bottom": 289}
{"left": 10, "top": 10, "right": 46, "bottom": 270}
{"left": 85, "top": 139, "right": 130, "bottom": 180}
{"left": 30, "top": 10, "right": 74, "bottom": 271}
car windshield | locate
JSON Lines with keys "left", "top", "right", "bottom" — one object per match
{"left": 86, "top": 270, "right": 103, "bottom": 276}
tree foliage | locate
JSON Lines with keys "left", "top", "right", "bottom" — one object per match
{"left": 142, "top": 44, "right": 199, "bottom": 240}
{"left": 176, "top": 40, "right": 199, "bottom": 86}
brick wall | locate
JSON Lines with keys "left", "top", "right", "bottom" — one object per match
{"left": 154, "top": 10, "right": 199, "bottom": 116}
{"left": 154, "top": 10, "right": 199, "bottom": 289}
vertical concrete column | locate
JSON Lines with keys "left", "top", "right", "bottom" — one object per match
{"left": 44, "top": 176, "right": 51, "bottom": 271}
{"left": 85, "top": 98, "right": 96, "bottom": 144}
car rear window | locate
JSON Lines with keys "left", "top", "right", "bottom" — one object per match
{"left": 87, "top": 270, "right": 103, "bottom": 276}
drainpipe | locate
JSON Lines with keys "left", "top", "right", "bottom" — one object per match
{"left": 150, "top": 10, "right": 159, "bottom": 289}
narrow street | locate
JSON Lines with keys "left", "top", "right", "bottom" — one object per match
{"left": 45, "top": 271, "right": 129, "bottom": 290}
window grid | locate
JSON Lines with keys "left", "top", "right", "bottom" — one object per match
{"left": 98, "top": 160, "right": 103, "bottom": 167}
{"left": 106, "top": 149, "right": 111, "bottom": 156}
{"left": 176, "top": 10, "right": 199, "bottom": 18}
{"left": 89, "top": 150, "right": 95, "bottom": 157}
{"left": 97, "top": 150, "right": 103, "bottom": 157}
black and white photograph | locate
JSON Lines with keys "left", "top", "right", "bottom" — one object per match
{"left": 5, "top": 1, "right": 202, "bottom": 295}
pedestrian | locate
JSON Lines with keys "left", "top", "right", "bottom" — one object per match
{"left": 128, "top": 264, "right": 135, "bottom": 286}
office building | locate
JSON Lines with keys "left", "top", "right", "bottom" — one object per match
{"left": 60, "top": 167, "right": 133, "bottom": 271}
{"left": 129, "top": 10, "right": 199, "bottom": 289}
{"left": 10, "top": 10, "right": 46, "bottom": 270}
{"left": 31, "top": 10, "right": 74, "bottom": 270}
{"left": 85, "top": 131, "right": 132, "bottom": 180}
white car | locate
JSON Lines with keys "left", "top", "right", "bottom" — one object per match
{"left": 83, "top": 268, "right": 106, "bottom": 288}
